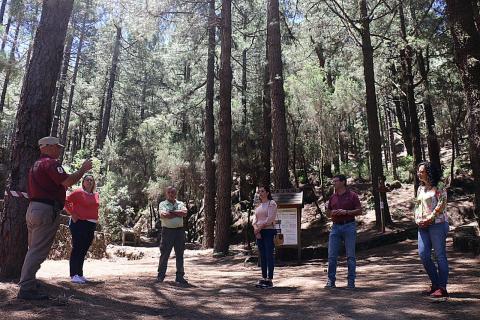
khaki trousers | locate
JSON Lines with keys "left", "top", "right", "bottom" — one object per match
{"left": 18, "top": 202, "right": 60, "bottom": 291}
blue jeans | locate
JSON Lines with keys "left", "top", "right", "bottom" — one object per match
{"left": 418, "top": 222, "right": 449, "bottom": 289}
{"left": 327, "top": 221, "right": 356, "bottom": 284}
{"left": 257, "top": 229, "right": 276, "bottom": 279}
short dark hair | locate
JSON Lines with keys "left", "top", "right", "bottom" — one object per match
{"left": 258, "top": 185, "right": 273, "bottom": 200}
{"left": 333, "top": 174, "right": 347, "bottom": 186}
{"left": 166, "top": 186, "right": 177, "bottom": 194}
{"left": 417, "top": 161, "right": 442, "bottom": 187}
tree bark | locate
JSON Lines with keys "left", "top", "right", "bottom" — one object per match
{"left": 358, "top": 0, "right": 391, "bottom": 229}
{"left": 97, "top": 24, "right": 121, "bottom": 150}
{"left": 202, "top": 5, "right": 217, "bottom": 244}
{"left": 213, "top": 0, "right": 232, "bottom": 255}
{"left": 268, "top": 0, "right": 290, "bottom": 189}
{"left": 445, "top": 0, "right": 480, "bottom": 225}
{"left": 24, "top": 4, "right": 40, "bottom": 73}
{"left": 51, "top": 33, "right": 73, "bottom": 137}
{"left": 0, "top": 0, "right": 74, "bottom": 279}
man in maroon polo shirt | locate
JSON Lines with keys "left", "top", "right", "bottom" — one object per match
{"left": 17, "top": 136, "right": 92, "bottom": 300}
{"left": 325, "top": 174, "right": 363, "bottom": 289}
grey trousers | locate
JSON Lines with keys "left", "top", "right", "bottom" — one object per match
{"left": 19, "top": 202, "right": 60, "bottom": 291}
{"left": 157, "top": 227, "right": 185, "bottom": 278}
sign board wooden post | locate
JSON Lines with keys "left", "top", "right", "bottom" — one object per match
{"left": 272, "top": 190, "right": 303, "bottom": 262}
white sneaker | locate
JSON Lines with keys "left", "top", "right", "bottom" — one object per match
{"left": 71, "top": 275, "right": 86, "bottom": 284}
{"left": 79, "top": 276, "right": 88, "bottom": 283}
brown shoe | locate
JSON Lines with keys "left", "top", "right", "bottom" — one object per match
{"left": 421, "top": 285, "right": 438, "bottom": 296}
{"left": 430, "top": 287, "right": 448, "bottom": 298}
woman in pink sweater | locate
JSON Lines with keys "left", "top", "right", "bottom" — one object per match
{"left": 64, "top": 174, "right": 99, "bottom": 284}
{"left": 253, "top": 185, "right": 278, "bottom": 288}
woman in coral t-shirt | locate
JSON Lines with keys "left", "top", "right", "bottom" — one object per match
{"left": 64, "top": 174, "right": 99, "bottom": 284}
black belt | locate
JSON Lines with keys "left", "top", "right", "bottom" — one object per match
{"left": 333, "top": 219, "right": 355, "bottom": 225}
{"left": 162, "top": 226, "right": 184, "bottom": 230}
{"left": 30, "top": 198, "right": 55, "bottom": 206}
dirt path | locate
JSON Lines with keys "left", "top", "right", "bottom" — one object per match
{"left": 1, "top": 237, "right": 479, "bottom": 320}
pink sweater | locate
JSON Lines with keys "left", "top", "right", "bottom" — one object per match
{"left": 254, "top": 200, "right": 277, "bottom": 229}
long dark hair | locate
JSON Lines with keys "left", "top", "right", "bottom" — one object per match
{"left": 259, "top": 185, "right": 273, "bottom": 200}
{"left": 417, "top": 161, "right": 442, "bottom": 187}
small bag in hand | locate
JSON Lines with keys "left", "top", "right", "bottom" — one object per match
{"left": 274, "top": 233, "right": 284, "bottom": 246}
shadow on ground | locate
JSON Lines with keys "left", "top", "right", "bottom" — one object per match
{"left": 1, "top": 239, "right": 479, "bottom": 320}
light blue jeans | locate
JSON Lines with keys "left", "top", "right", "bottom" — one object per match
{"left": 418, "top": 222, "right": 449, "bottom": 289}
{"left": 327, "top": 221, "right": 356, "bottom": 285}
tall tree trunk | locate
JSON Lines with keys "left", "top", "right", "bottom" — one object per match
{"left": 0, "top": 0, "right": 7, "bottom": 24}
{"left": 450, "top": 128, "right": 456, "bottom": 186}
{"left": 399, "top": 1, "right": 422, "bottom": 190}
{"left": 445, "top": 0, "right": 480, "bottom": 225}
{"left": 311, "top": 36, "right": 335, "bottom": 187}
{"left": 51, "top": 33, "right": 73, "bottom": 137}
{"left": 140, "top": 70, "right": 147, "bottom": 120}
{"left": 359, "top": 0, "right": 391, "bottom": 229}
{"left": 0, "top": 0, "right": 74, "bottom": 279}
{"left": 387, "top": 108, "right": 399, "bottom": 180}
{"left": 268, "top": 0, "right": 290, "bottom": 189}
{"left": 97, "top": 24, "right": 121, "bottom": 150}
{"left": 213, "top": 0, "right": 232, "bottom": 255}
{"left": 0, "top": 16, "right": 21, "bottom": 112}
{"left": 1, "top": 16, "right": 11, "bottom": 51}
{"left": 261, "top": 66, "right": 272, "bottom": 187}
{"left": 61, "top": 3, "right": 89, "bottom": 147}
{"left": 239, "top": 11, "right": 248, "bottom": 202}
{"left": 378, "top": 107, "right": 389, "bottom": 170}
{"left": 417, "top": 49, "right": 441, "bottom": 170}
{"left": 261, "top": 40, "right": 272, "bottom": 186}
{"left": 288, "top": 113, "right": 299, "bottom": 188}
{"left": 389, "top": 64, "right": 413, "bottom": 156}
{"left": 95, "top": 70, "right": 109, "bottom": 152}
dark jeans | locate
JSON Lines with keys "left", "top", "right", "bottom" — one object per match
{"left": 157, "top": 227, "right": 185, "bottom": 278}
{"left": 257, "top": 229, "right": 276, "bottom": 279}
{"left": 69, "top": 219, "right": 96, "bottom": 277}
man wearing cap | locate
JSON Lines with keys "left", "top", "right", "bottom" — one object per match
{"left": 17, "top": 136, "right": 92, "bottom": 300}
